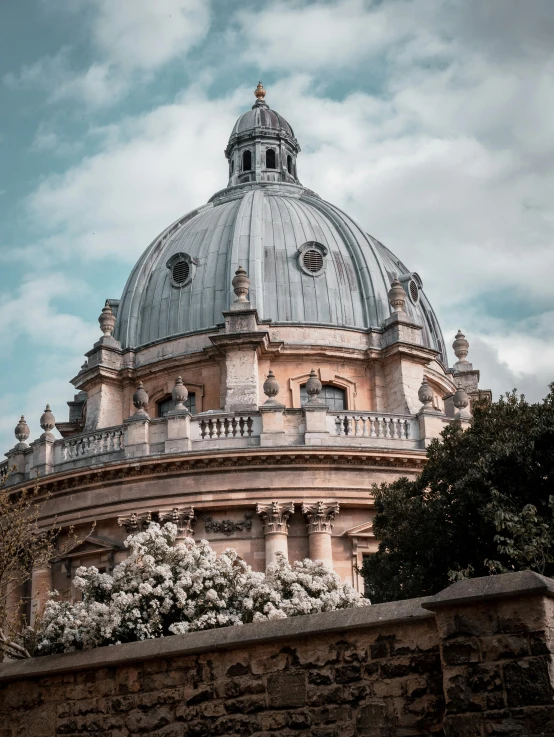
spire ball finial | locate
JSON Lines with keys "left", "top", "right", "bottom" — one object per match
{"left": 388, "top": 278, "right": 407, "bottom": 314}
{"left": 453, "top": 329, "right": 470, "bottom": 363}
{"left": 254, "top": 81, "right": 266, "bottom": 100}
{"left": 40, "top": 404, "right": 56, "bottom": 438}
{"left": 14, "top": 415, "right": 30, "bottom": 447}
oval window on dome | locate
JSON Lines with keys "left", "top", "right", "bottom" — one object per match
{"left": 166, "top": 252, "right": 197, "bottom": 288}
{"left": 298, "top": 242, "right": 327, "bottom": 277}
{"left": 409, "top": 279, "right": 419, "bottom": 303}
{"left": 172, "top": 260, "right": 190, "bottom": 284}
{"left": 303, "top": 249, "right": 323, "bottom": 273}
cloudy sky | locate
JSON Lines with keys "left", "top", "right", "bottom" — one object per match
{"left": 0, "top": 0, "right": 553, "bottom": 451}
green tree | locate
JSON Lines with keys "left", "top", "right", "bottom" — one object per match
{"left": 361, "top": 387, "right": 554, "bottom": 603}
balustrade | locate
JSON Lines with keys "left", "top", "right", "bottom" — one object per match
{"left": 331, "top": 412, "right": 412, "bottom": 440}
{"left": 196, "top": 414, "right": 254, "bottom": 440}
{"left": 59, "top": 428, "right": 125, "bottom": 462}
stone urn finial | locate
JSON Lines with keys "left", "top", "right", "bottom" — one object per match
{"left": 305, "top": 369, "right": 323, "bottom": 405}
{"left": 98, "top": 300, "right": 116, "bottom": 338}
{"left": 453, "top": 329, "right": 470, "bottom": 364}
{"left": 14, "top": 415, "right": 30, "bottom": 448}
{"left": 388, "top": 278, "right": 407, "bottom": 314}
{"left": 132, "top": 382, "right": 150, "bottom": 418}
{"left": 418, "top": 378, "right": 434, "bottom": 411}
{"left": 453, "top": 384, "right": 471, "bottom": 420}
{"left": 232, "top": 266, "right": 250, "bottom": 304}
{"left": 40, "top": 404, "right": 56, "bottom": 438}
{"left": 263, "top": 369, "right": 280, "bottom": 404}
{"left": 171, "top": 376, "right": 189, "bottom": 412}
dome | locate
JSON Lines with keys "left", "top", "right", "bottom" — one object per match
{"left": 114, "top": 86, "right": 447, "bottom": 364}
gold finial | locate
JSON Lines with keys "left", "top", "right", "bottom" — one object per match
{"left": 254, "top": 81, "right": 266, "bottom": 100}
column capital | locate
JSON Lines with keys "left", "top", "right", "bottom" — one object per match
{"left": 158, "top": 506, "right": 196, "bottom": 539}
{"left": 256, "top": 501, "right": 295, "bottom": 535}
{"left": 117, "top": 511, "right": 152, "bottom": 534}
{"left": 302, "top": 501, "right": 340, "bottom": 534}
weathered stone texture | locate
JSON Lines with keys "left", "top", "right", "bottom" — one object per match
{"left": 2, "top": 572, "right": 554, "bottom": 736}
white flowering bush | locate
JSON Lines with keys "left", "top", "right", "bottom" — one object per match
{"left": 25, "top": 523, "right": 369, "bottom": 656}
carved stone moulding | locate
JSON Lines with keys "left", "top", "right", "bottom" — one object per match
{"left": 204, "top": 512, "right": 253, "bottom": 536}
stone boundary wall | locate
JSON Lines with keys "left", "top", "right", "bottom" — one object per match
{"left": 1, "top": 571, "right": 554, "bottom": 736}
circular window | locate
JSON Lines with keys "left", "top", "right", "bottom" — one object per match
{"left": 172, "top": 261, "right": 190, "bottom": 285}
{"left": 302, "top": 249, "right": 324, "bottom": 274}
{"left": 409, "top": 279, "right": 419, "bottom": 302}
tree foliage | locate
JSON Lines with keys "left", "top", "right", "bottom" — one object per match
{"left": 362, "top": 387, "right": 554, "bottom": 603}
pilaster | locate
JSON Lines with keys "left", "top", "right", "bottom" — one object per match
{"left": 159, "top": 506, "right": 196, "bottom": 540}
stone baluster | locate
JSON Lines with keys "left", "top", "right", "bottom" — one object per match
{"left": 256, "top": 501, "right": 295, "bottom": 568}
{"left": 302, "top": 501, "right": 339, "bottom": 569}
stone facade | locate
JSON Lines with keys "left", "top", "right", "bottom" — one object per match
{"left": 1, "top": 571, "right": 554, "bottom": 736}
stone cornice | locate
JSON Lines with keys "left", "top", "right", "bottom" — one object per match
{"left": 13, "top": 446, "right": 426, "bottom": 502}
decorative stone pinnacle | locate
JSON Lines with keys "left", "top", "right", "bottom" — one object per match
{"left": 256, "top": 501, "right": 295, "bottom": 535}
{"left": 418, "top": 378, "right": 434, "bottom": 411}
{"left": 255, "top": 81, "right": 266, "bottom": 100}
{"left": 388, "top": 278, "right": 407, "bottom": 314}
{"left": 118, "top": 512, "right": 152, "bottom": 534}
{"left": 302, "top": 501, "right": 340, "bottom": 534}
{"left": 232, "top": 266, "right": 250, "bottom": 304}
{"left": 98, "top": 300, "right": 116, "bottom": 338}
{"left": 14, "top": 415, "right": 30, "bottom": 447}
{"left": 39, "top": 404, "right": 56, "bottom": 438}
{"left": 453, "top": 329, "right": 470, "bottom": 363}
{"left": 453, "top": 384, "right": 471, "bottom": 420}
{"left": 263, "top": 369, "right": 280, "bottom": 404}
{"left": 171, "top": 376, "right": 189, "bottom": 412}
{"left": 132, "top": 382, "right": 150, "bottom": 418}
{"left": 159, "top": 506, "right": 196, "bottom": 539}
{"left": 305, "top": 369, "right": 323, "bottom": 405}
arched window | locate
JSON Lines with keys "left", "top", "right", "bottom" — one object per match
{"left": 299, "top": 384, "right": 346, "bottom": 410}
{"left": 287, "top": 155, "right": 292, "bottom": 174}
{"left": 158, "top": 392, "right": 196, "bottom": 417}
{"left": 266, "top": 148, "right": 276, "bottom": 169}
{"left": 230, "top": 159, "right": 235, "bottom": 174}
{"left": 242, "top": 150, "right": 252, "bottom": 171}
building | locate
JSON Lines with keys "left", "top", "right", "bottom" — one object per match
{"left": 1, "top": 83, "right": 487, "bottom": 618}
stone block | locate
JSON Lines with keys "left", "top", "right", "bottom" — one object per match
{"left": 503, "top": 658, "right": 554, "bottom": 707}
{"left": 266, "top": 672, "right": 307, "bottom": 708}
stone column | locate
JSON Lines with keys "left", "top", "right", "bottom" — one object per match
{"left": 30, "top": 564, "right": 52, "bottom": 626}
{"left": 4, "top": 579, "right": 24, "bottom": 626}
{"left": 302, "top": 501, "right": 339, "bottom": 569}
{"left": 256, "top": 501, "right": 295, "bottom": 567}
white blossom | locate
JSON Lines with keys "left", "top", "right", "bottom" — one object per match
{"left": 26, "top": 523, "right": 369, "bottom": 655}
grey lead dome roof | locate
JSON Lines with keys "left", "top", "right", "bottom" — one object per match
{"left": 114, "top": 94, "right": 447, "bottom": 364}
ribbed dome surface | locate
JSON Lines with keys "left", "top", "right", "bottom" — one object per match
{"left": 231, "top": 105, "right": 295, "bottom": 138}
{"left": 114, "top": 182, "right": 447, "bottom": 363}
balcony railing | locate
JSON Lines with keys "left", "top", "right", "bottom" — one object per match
{"left": 3, "top": 407, "right": 423, "bottom": 484}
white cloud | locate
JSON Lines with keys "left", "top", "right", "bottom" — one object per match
{"left": 4, "top": 0, "right": 211, "bottom": 106}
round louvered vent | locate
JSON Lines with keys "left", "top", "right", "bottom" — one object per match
{"left": 409, "top": 279, "right": 419, "bottom": 302}
{"left": 172, "top": 260, "right": 190, "bottom": 285}
{"left": 302, "top": 249, "right": 324, "bottom": 274}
